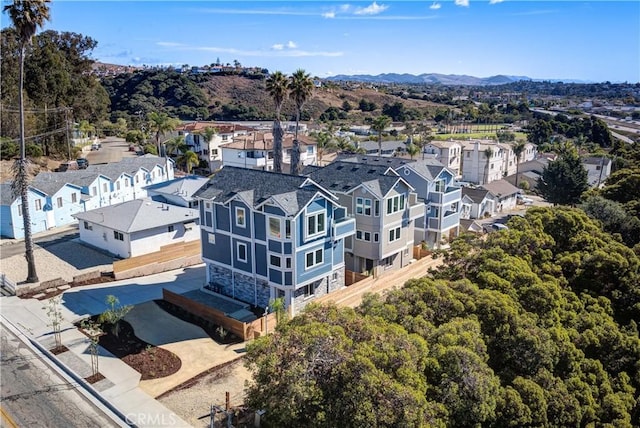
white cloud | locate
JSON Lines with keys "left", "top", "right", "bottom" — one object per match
{"left": 430, "top": 2, "right": 441, "bottom": 10}
{"left": 354, "top": 2, "right": 388, "bottom": 15}
{"left": 271, "top": 44, "right": 284, "bottom": 50}
{"left": 157, "top": 42, "right": 185, "bottom": 47}
{"left": 455, "top": 0, "right": 469, "bottom": 6}
{"left": 287, "top": 41, "right": 297, "bottom": 49}
{"left": 322, "top": 11, "right": 335, "bottom": 18}
{"left": 194, "top": 46, "right": 343, "bottom": 58}
{"left": 489, "top": 0, "right": 504, "bottom": 4}
{"left": 340, "top": 4, "right": 351, "bottom": 12}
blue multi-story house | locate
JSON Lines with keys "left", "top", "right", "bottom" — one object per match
{"left": 194, "top": 166, "right": 355, "bottom": 315}
{"left": 0, "top": 183, "right": 49, "bottom": 239}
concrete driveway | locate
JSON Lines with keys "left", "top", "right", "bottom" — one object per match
{"left": 124, "top": 301, "right": 247, "bottom": 398}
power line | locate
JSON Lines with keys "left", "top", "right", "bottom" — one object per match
{"left": 0, "top": 105, "right": 71, "bottom": 114}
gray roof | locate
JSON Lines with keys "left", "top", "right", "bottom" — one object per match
{"left": 480, "top": 180, "right": 521, "bottom": 198}
{"left": 358, "top": 140, "right": 407, "bottom": 155}
{"left": 73, "top": 198, "right": 198, "bottom": 233}
{"left": 336, "top": 154, "right": 447, "bottom": 181}
{"left": 0, "top": 182, "right": 16, "bottom": 205}
{"left": 194, "top": 166, "right": 326, "bottom": 216}
{"left": 145, "top": 176, "right": 209, "bottom": 202}
{"left": 86, "top": 156, "right": 169, "bottom": 179}
{"left": 303, "top": 161, "right": 402, "bottom": 198}
{"left": 461, "top": 187, "right": 492, "bottom": 203}
{"left": 30, "top": 171, "right": 98, "bottom": 195}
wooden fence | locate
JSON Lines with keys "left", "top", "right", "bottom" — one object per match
{"left": 413, "top": 245, "right": 432, "bottom": 260}
{"left": 344, "top": 269, "right": 370, "bottom": 286}
{"left": 113, "top": 240, "right": 201, "bottom": 280}
{"left": 162, "top": 289, "right": 278, "bottom": 341}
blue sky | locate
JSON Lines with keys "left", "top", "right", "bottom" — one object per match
{"left": 3, "top": 1, "right": 639, "bottom": 82}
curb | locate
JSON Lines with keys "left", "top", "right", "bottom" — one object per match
{"left": 0, "top": 314, "right": 134, "bottom": 428}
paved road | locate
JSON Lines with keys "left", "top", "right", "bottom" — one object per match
{"left": 85, "top": 137, "right": 137, "bottom": 165}
{"left": 0, "top": 228, "right": 79, "bottom": 260}
{"left": 0, "top": 323, "right": 121, "bottom": 428}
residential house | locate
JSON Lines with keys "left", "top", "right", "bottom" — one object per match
{"left": 459, "top": 218, "right": 484, "bottom": 234}
{"left": 29, "top": 174, "right": 83, "bottom": 231}
{"left": 194, "top": 166, "right": 355, "bottom": 316}
{"left": 73, "top": 198, "right": 199, "bottom": 258}
{"left": 357, "top": 140, "right": 407, "bottom": 157}
{"left": 583, "top": 156, "right": 612, "bottom": 188}
{"left": 423, "top": 140, "right": 463, "bottom": 177}
{"left": 460, "top": 187, "right": 497, "bottom": 220}
{"left": 461, "top": 140, "right": 505, "bottom": 185}
{"left": 0, "top": 183, "right": 49, "bottom": 239}
{"left": 304, "top": 161, "right": 422, "bottom": 277}
{"left": 480, "top": 180, "right": 521, "bottom": 213}
{"left": 145, "top": 176, "right": 209, "bottom": 208}
{"left": 337, "top": 155, "right": 461, "bottom": 249}
{"left": 221, "top": 132, "right": 317, "bottom": 172}
{"left": 178, "top": 122, "right": 253, "bottom": 170}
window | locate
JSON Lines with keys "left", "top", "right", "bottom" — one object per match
{"left": 306, "top": 212, "right": 325, "bottom": 238}
{"left": 57, "top": 197, "right": 63, "bottom": 208}
{"left": 35, "top": 199, "right": 42, "bottom": 211}
{"left": 116, "top": 181, "right": 121, "bottom": 191}
{"left": 235, "top": 207, "right": 246, "bottom": 227}
{"left": 17, "top": 204, "right": 22, "bottom": 216}
{"left": 374, "top": 200, "right": 380, "bottom": 216}
{"left": 302, "top": 283, "right": 315, "bottom": 298}
{"left": 208, "top": 233, "right": 216, "bottom": 244}
{"left": 270, "top": 255, "right": 281, "bottom": 267}
{"left": 332, "top": 272, "right": 339, "bottom": 282}
{"left": 305, "top": 248, "right": 323, "bottom": 269}
{"left": 306, "top": 146, "right": 314, "bottom": 154}
{"left": 285, "top": 220, "right": 291, "bottom": 239}
{"left": 92, "top": 186, "right": 97, "bottom": 196}
{"left": 356, "top": 197, "right": 372, "bottom": 216}
{"left": 386, "top": 195, "right": 405, "bottom": 215}
{"left": 135, "top": 175, "right": 139, "bottom": 184}
{"left": 286, "top": 257, "right": 292, "bottom": 268}
{"left": 389, "top": 227, "right": 401, "bottom": 242}
{"left": 269, "top": 217, "right": 281, "bottom": 238}
{"left": 125, "top": 179, "right": 129, "bottom": 187}
{"left": 103, "top": 183, "right": 108, "bottom": 192}
{"left": 113, "top": 231, "right": 124, "bottom": 241}
{"left": 374, "top": 232, "right": 379, "bottom": 242}
{"left": 356, "top": 230, "right": 372, "bottom": 241}
{"left": 237, "top": 242, "right": 247, "bottom": 262}
{"left": 71, "top": 193, "right": 77, "bottom": 203}
{"left": 168, "top": 225, "right": 175, "bottom": 232}
{"left": 83, "top": 221, "right": 92, "bottom": 230}
{"left": 435, "top": 180, "right": 445, "bottom": 192}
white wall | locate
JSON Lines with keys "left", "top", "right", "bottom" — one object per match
{"left": 78, "top": 221, "right": 131, "bottom": 258}
{"left": 129, "top": 221, "right": 200, "bottom": 257}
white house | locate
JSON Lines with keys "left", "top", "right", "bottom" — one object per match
{"left": 480, "top": 180, "right": 521, "bottom": 213}
{"left": 461, "top": 140, "right": 505, "bottom": 185}
{"left": 73, "top": 198, "right": 199, "bottom": 258}
{"left": 583, "top": 156, "right": 612, "bottom": 188}
{"left": 178, "top": 121, "right": 253, "bottom": 170}
{"left": 460, "top": 187, "right": 497, "bottom": 219}
{"left": 145, "top": 176, "right": 209, "bottom": 208}
{"left": 423, "top": 140, "right": 463, "bottom": 178}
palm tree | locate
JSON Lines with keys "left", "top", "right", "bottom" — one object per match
{"left": 406, "top": 143, "right": 420, "bottom": 160}
{"left": 512, "top": 139, "right": 526, "bottom": 188}
{"left": 147, "top": 112, "right": 179, "bottom": 156}
{"left": 178, "top": 150, "right": 199, "bottom": 174}
{"left": 371, "top": 115, "right": 392, "bottom": 157}
{"left": 483, "top": 147, "right": 493, "bottom": 185}
{"left": 310, "top": 130, "right": 337, "bottom": 166}
{"left": 199, "top": 126, "right": 217, "bottom": 158}
{"left": 4, "top": 0, "right": 51, "bottom": 283}
{"left": 265, "top": 71, "right": 288, "bottom": 173}
{"left": 287, "top": 69, "right": 314, "bottom": 175}
{"left": 164, "top": 135, "right": 187, "bottom": 157}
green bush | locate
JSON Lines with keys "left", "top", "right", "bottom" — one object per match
{"left": 143, "top": 144, "right": 158, "bottom": 155}
{"left": 0, "top": 139, "right": 18, "bottom": 160}
{"left": 26, "top": 144, "right": 43, "bottom": 158}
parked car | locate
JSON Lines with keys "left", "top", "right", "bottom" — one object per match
{"left": 58, "top": 160, "right": 78, "bottom": 172}
{"left": 76, "top": 158, "right": 89, "bottom": 169}
{"left": 91, "top": 142, "right": 100, "bottom": 151}
{"left": 517, "top": 194, "right": 534, "bottom": 205}
{"left": 483, "top": 223, "right": 509, "bottom": 233}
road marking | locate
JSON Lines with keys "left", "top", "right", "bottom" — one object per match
{"left": 0, "top": 405, "right": 19, "bottom": 428}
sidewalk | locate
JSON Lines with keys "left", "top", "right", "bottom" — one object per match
{"left": 0, "top": 265, "right": 207, "bottom": 428}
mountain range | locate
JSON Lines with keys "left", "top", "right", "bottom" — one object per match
{"left": 324, "top": 73, "right": 590, "bottom": 85}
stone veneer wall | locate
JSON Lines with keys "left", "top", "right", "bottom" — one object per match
{"left": 208, "top": 264, "right": 233, "bottom": 297}
{"left": 292, "top": 266, "right": 345, "bottom": 314}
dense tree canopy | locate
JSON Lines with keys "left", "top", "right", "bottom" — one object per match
{"left": 536, "top": 142, "right": 589, "bottom": 205}
{"left": 246, "top": 207, "right": 640, "bottom": 427}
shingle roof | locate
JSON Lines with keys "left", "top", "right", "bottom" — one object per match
{"left": 73, "top": 198, "right": 198, "bottom": 233}
{"left": 30, "top": 172, "right": 83, "bottom": 196}
{"left": 461, "top": 187, "right": 492, "bottom": 203}
{"left": 480, "top": 179, "right": 520, "bottom": 198}
{"left": 223, "top": 133, "right": 314, "bottom": 150}
{"left": 0, "top": 182, "right": 16, "bottom": 205}
{"left": 336, "top": 154, "right": 446, "bottom": 181}
{"left": 194, "top": 166, "right": 324, "bottom": 216}
{"left": 303, "top": 161, "right": 402, "bottom": 198}
{"left": 86, "top": 156, "right": 169, "bottom": 179}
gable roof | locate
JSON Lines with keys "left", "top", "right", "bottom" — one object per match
{"left": 73, "top": 198, "right": 198, "bottom": 233}
{"left": 303, "top": 161, "right": 405, "bottom": 198}
{"left": 223, "top": 132, "right": 314, "bottom": 151}
{"left": 194, "top": 166, "right": 328, "bottom": 216}
{"left": 336, "top": 154, "right": 449, "bottom": 182}
{"left": 30, "top": 171, "right": 98, "bottom": 196}
{"left": 0, "top": 182, "right": 16, "bottom": 205}
{"left": 85, "top": 156, "right": 169, "bottom": 179}
{"left": 480, "top": 179, "right": 520, "bottom": 198}
{"left": 461, "top": 187, "right": 492, "bottom": 203}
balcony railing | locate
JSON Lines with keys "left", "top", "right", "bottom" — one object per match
{"left": 428, "top": 186, "right": 461, "bottom": 205}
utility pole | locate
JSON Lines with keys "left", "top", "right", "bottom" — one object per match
{"left": 65, "top": 107, "right": 71, "bottom": 160}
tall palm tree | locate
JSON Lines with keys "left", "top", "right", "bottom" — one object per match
{"left": 265, "top": 71, "right": 288, "bottom": 173}
{"left": 287, "top": 69, "right": 314, "bottom": 175}
{"left": 371, "top": 115, "right": 392, "bottom": 157}
{"left": 310, "top": 130, "right": 337, "bottom": 166}
{"left": 147, "top": 111, "right": 179, "bottom": 156}
{"left": 199, "top": 126, "right": 217, "bottom": 158}
{"left": 512, "top": 139, "right": 526, "bottom": 188}
{"left": 164, "top": 135, "right": 187, "bottom": 157}
{"left": 406, "top": 143, "right": 420, "bottom": 160}
{"left": 4, "top": 0, "right": 51, "bottom": 283}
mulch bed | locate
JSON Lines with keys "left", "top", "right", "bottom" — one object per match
{"left": 20, "top": 273, "right": 115, "bottom": 300}
{"left": 85, "top": 373, "right": 106, "bottom": 384}
{"left": 50, "top": 345, "right": 70, "bottom": 355}
{"left": 77, "top": 318, "right": 181, "bottom": 381}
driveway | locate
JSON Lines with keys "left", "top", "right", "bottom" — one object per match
{"left": 124, "top": 301, "right": 247, "bottom": 398}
